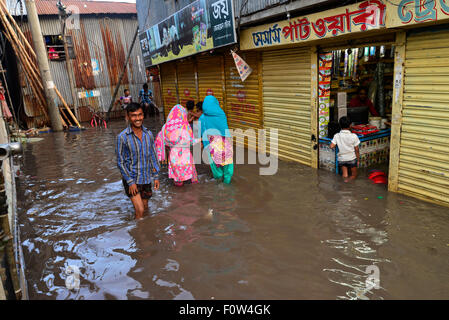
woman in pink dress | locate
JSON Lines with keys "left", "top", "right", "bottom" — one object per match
{"left": 155, "top": 104, "right": 199, "bottom": 186}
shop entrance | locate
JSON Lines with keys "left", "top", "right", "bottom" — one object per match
{"left": 317, "top": 43, "right": 395, "bottom": 182}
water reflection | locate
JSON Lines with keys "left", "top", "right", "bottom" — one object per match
{"left": 16, "top": 117, "right": 449, "bottom": 300}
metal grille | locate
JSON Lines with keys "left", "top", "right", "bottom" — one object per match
{"left": 197, "top": 55, "right": 224, "bottom": 107}
{"left": 225, "top": 51, "right": 261, "bottom": 150}
{"left": 176, "top": 60, "right": 197, "bottom": 107}
{"left": 160, "top": 62, "right": 178, "bottom": 118}
{"left": 262, "top": 47, "right": 312, "bottom": 165}
{"left": 397, "top": 30, "right": 449, "bottom": 207}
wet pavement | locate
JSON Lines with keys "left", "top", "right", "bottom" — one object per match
{"left": 16, "top": 116, "right": 449, "bottom": 300}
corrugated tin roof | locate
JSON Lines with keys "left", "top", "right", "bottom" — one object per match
{"left": 6, "top": 0, "right": 137, "bottom": 16}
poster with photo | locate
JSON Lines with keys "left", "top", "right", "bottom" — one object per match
{"left": 149, "top": 25, "right": 161, "bottom": 52}
{"left": 139, "top": 0, "right": 236, "bottom": 67}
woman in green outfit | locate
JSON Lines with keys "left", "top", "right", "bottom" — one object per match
{"left": 199, "top": 95, "right": 234, "bottom": 184}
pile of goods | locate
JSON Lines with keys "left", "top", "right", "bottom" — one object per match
{"left": 351, "top": 124, "right": 379, "bottom": 136}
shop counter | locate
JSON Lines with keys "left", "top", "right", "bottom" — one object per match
{"left": 319, "top": 128, "right": 391, "bottom": 174}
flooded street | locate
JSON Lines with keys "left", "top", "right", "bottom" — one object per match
{"left": 16, "top": 116, "right": 449, "bottom": 300}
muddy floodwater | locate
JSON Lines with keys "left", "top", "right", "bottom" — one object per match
{"left": 16, "top": 116, "right": 449, "bottom": 300}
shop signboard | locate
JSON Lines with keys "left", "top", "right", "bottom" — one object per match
{"left": 139, "top": 0, "right": 236, "bottom": 67}
{"left": 386, "top": 0, "right": 449, "bottom": 28}
{"left": 240, "top": 0, "right": 387, "bottom": 50}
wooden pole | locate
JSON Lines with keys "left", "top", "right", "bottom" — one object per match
{"left": 24, "top": 0, "right": 63, "bottom": 131}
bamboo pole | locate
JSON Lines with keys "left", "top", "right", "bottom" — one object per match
{"left": 12, "top": 51, "right": 46, "bottom": 105}
{"left": 24, "top": 55, "right": 79, "bottom": 128}
{"left": 3, "top": 33, "right": 48, "bottom": 118}
{"left": 0, "top": 11, "right": 47, "bottom": 106}
{"left": 0, "top": 9, "right": 36, "bottom": 65}
{"left": 0, "top": 8, "right": 44, "bottom": 94}
{"left": 0, "top": 9, "right": 48, "bottom": 110}
{"left": 0, "top": 16, "right": 43, "bottom": 93}
{"left": 0, "top": 1, "right": 36, "bottom": 59}
{"left": 0, "top": 18, "right": 48, "bottom": 115}
{"left": 59, "top": 113, "right": 68, "bottom": 128}
{"left": 54, "top": 88, "right": 80, "bottom": 127}
{"left": 0, "top": 12, "right": 48, "bottom": 98}
{"left": 8, "top": 23, "right": 80, "bottom": 128}
{"left": 0, "top": 13, "right": 73, "bottom": 128}
{"left": 2, "top": 31, "right": 48, "bottom": 117}
{"left": 59, "top": 107, "right": 72, "bottom": 126}
{"left": 0, "top": 4, "right": 78, "bottom": 129}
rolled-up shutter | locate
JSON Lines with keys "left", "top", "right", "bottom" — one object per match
{"left": 197, "top": 55, "right": 224, "bottom": 107}
{"left": 262, "top": 47, "right": 312, "bottom": 165}
{"left": 160, "top": 62, "right": 178, "bottom": 118}
{"left": 225, "top": 52, "right": 262, "bottom": 150}
{"left": 397, "top": 29, "right": 449, "bottom": 206}
{"left": 176, "top": 60, "right": 197, "bottom": 108}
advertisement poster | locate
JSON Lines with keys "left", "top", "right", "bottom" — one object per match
{"left": 318, "top": 53, "right": 333, "bottom": 138}
{"left": 232, "top": 51, "right": 252, "bottom": 82}
{"left": 140, "top": 0, "right": 236, "bottom": 67}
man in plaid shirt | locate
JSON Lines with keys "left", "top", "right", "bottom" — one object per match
{"left": 116, "top": 103, "right": 160, "bottom": 219}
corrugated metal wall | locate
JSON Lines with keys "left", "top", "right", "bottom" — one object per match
{"left": 18, "top": 20, "right": 73, "bottom": 122}
{"left": 17, "top": 15, "right": 146, "bottom": 125}
{"left": 225, "top": 51, "right": 261, "bottom": 150}
{"left": 262, "top": 47, "right": 312, "bottom": 165}
{"left": 76, "top": 17, "right": 105, "bottom": 111}
{"left": 234, "top": 0, "right": 289, "bottom": 16}
{"left": 397, "top": 29, "right": 449, "bottom": 207}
